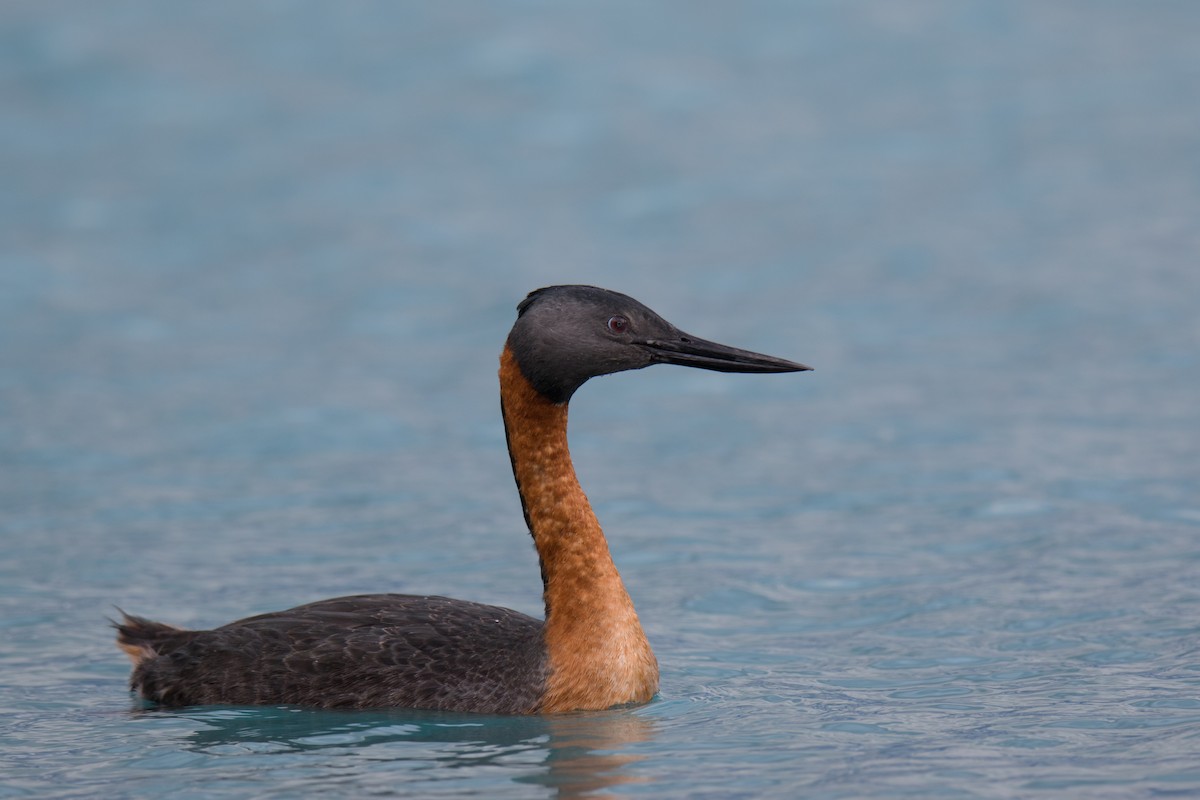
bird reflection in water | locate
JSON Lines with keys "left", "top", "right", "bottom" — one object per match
{"left": 157, "top": 704, "right": 656, "bottom": 797}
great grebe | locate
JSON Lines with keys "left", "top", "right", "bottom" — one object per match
{"left": 115, "top": 285, "right": 809, "bottom": 713}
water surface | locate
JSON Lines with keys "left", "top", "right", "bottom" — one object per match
{"left": 3, "top": 2, "right": 1199, "bottom": 797}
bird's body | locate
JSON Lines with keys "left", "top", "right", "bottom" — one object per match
{"left": 116, "top": 285, "right": 808, "bottom": 713}
{"left": 118, "top": 594, "right": 545, "bottom": 712}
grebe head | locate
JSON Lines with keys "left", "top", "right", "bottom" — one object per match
{"left": 507, "top": 285, "right": 811, "bottom": 403}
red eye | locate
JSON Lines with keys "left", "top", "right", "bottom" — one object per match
{"left": 607, "top": 315, "right": 629, "bottom": 334}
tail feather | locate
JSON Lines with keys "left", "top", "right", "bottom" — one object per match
{"left": 111, "top": 608, "right": 188, "bottom": 666}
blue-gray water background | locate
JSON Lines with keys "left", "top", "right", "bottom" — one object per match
{"left": 3, "top": 3, "right": 1199, "bottom": 798}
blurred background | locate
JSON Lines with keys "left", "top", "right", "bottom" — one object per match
{"left": 2, "top": 2, "right": 1199, "bottom": 797}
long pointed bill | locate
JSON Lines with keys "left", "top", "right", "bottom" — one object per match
{"left": 641, "top": 331, "right": 812, "bottom": 374}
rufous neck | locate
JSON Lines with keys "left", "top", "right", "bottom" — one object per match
{"left": 499, "top": 345, "right": 611, "bottom": 600}
{"left": 498, "top": 345, "right": 658, "bottom": 711}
